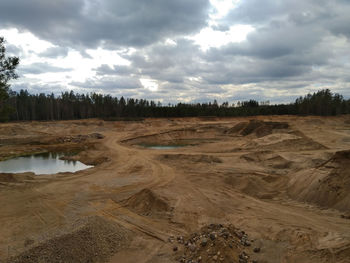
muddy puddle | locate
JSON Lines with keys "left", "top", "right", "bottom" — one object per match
{"left": 0, "top": 152, "right": 93, "bottom": 175}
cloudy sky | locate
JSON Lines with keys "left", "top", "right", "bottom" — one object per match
{"left": 0, "top": 0, "right": 349, "bottom": 104}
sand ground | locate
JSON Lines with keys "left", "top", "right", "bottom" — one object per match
{"left": 0, "top": 116, "right": 350, "bottom": 263}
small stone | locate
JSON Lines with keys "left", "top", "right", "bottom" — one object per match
{"left": 239, "top": 252, "right": 249, "bottom": 260}
{"left": 213, "top": 255, "right": 218, "bottom": 261}
{"left": 198, "top": 256, "right": 202, "bottom": 262}
{"left": 201, "top": 238, "right": 208, "bottom": 247}
{"left": 189, "top": 243, "right": 197, "bottom": 252}
{"left": 217, "top": 251, "right": 221, "bottom": 255}
{"left": 253, "top": 247, "right": 261, "bottom": 253}
{"left": 210, "top": 233, "right": 216, "bottom": 240}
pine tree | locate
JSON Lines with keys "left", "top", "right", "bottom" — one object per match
{"left": 0, "top": 37, "right": 19, "bottom": 121}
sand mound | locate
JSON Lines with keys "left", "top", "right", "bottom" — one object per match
{"left": 225, "top": 122, "right": 248, "bottom": 134}
{"left": 332, "top": 149, "right": 350, "bottom": 160}
{"left": 224, "top": 173, "right": 283, "bottom": 199}
{"left": 246, "top": 133, "right": 327, "bottom": 151}
{"left": 160, "top": 154, "right": 222, "bottom": 164}
{"left": 123, "top": 125, "right": 226, "bottom": 147}
{"left": 304, "top": 119, "right": 325, "bottom": 125}
{"left": 288, "top": 150, "right": 350, "bottom": 212}
{"left": 171, "top": 224, "right": 264, "bottom": 263}
{"left": 226, "top": 120, "right": 289, "bottom": 138}
{"left": 8, "top": 216, "right": 131, "bottom": 263}
{"left": 124, "top": 188, "right": 171, "bottom": 216}
{"left": 241, "top": 151, "right": 292, "bottom": 169}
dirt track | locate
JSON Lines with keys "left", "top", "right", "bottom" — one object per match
{"left": 1, "top": 116, "right": 350, "bottom": 262}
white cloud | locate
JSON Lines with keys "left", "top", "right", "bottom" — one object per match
{"left": 0, "top": 28, "right": 53, "bottom": 55}
{"left": 140, "top": 78, "right": 159, "bottom": 91}
{"left": 209, "top": 0, "right": 240, "bottom": 19}
{"left": 190, "top": 24, "right": 254, "bottom": 51}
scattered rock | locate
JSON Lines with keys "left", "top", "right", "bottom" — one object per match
{"left": 209, "top": 232, "right": 216, "bottom": 240}
{"left": 253, "top": 247, "right": 261, "bottom": 253}
{"left": 89, "top": 133, "right": 104, "bottom": 139}
{"left": 172, "top": 224, "right": 261, "bottom": 263}
{"left": 200, "top": 238, "right": 208, "bottom": 247}
{"left": 239, "top": 251, "right": 249, "bottom": 263}
{"left": 341, "top": 214, "right": 350, "bottom": 220}
{"left": 189, "top": 243, "right": 196, "bottom": 252}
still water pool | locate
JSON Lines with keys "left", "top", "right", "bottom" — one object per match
{"left": 0, "top": 152, "right": 93, "bottom": 175}
{"left": 140, "top": 145, "right": 185, "bottom": 150}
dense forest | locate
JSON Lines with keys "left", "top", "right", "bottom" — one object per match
{"left": 1, "top": 88, "right": 349, "bottom": 121}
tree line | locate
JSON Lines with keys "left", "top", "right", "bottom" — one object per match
{"left": 1, "top": 88, "right": 349, "bottom": 121}
{"left": 1, "top": 37, "right": 349, "bottom": 122}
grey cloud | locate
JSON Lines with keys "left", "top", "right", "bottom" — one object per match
{"left": 210, "top": 24, "right": 230, "bottom": 32}
{"left": 327, "top": 6, "right": 350, "bottom": 38}
{"left": 19, "top": 62, "right": 72, "bottom": 74}
{"left": 40, "top": 46, "right": 69, "bottom": 58}
{"left": 115, "top": 39, "right": 203, "bottom": 86}
{"left": 224, "top": 0, "right": 350, "bottom": 40}
{"left": 2, "top": 0, "right": 350, "bottom": 103}
{"left": 224, "top": 0, "right": 329, "bottom": 26}
{"left": 95, "top": 64, "right": 136, "bottom": 76}
{"left": 70, "top": 76, "right": 142, "bottom": 92}
{"left": 5, "top": 44, "right": 23, "bottom": 57}
{"left": 0, "top": 1, "right": 84, "bottom": 41}
{"left": 0, "top": 0, "right": 210, "bottom": 49}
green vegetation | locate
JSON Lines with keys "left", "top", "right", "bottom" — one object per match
{"left": 1, "top": 89, "right": 348, "bottom": 121}
{"left": 0, "top": 37, "right": 19, "bottom": 121}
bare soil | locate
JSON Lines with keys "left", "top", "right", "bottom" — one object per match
{"left": 1, "top": 116, "right": 350, "bottom": 263}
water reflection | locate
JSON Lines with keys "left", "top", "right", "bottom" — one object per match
{"left": 0, "top": 152, "right": 93, "bottom": 175}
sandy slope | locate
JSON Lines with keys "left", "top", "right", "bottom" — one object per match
{"left": 0, "top": 116, "right": 350, "bottom": 263}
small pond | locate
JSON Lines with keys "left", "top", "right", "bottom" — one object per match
{"left": 139, "top": 144, "right": 186, "bottom": 150}
{"left": 0, "top": 152, "right": 93, "bottom": 175}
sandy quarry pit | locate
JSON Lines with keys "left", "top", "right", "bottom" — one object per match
{"left": 0, "top": 116, "right": 350, "bottom": 263}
